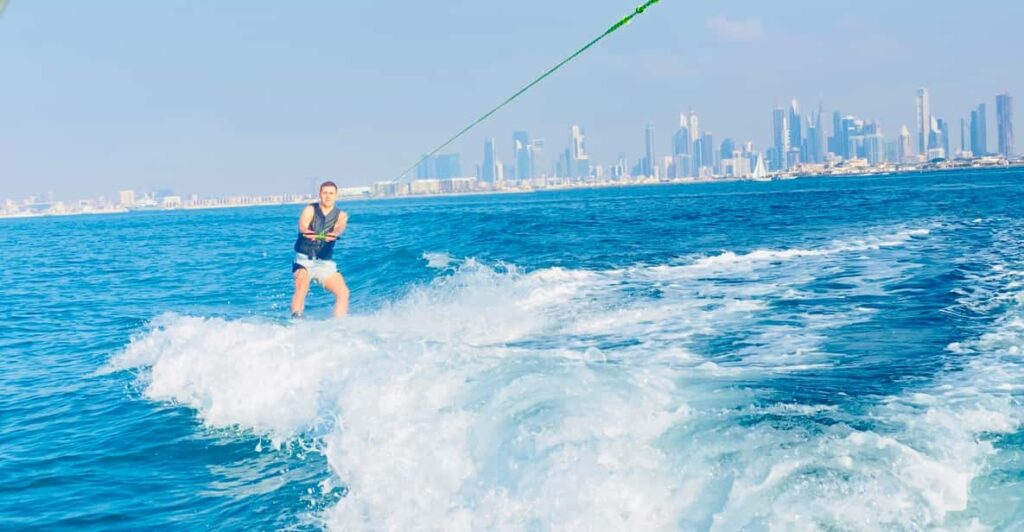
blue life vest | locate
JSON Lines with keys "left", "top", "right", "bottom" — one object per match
{"left": 293, "top": 203, "right": 341, "bottom": 259}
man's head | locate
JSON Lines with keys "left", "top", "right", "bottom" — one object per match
{"left": 319, "top": 181, "right": 338, "bottom": 208}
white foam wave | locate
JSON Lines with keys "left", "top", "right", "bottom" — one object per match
{"left": 678, "top": 228, "right": 930, "bottom": 274}
{"left": 422, "top": 251, "right": 454, "bottom": 269}
{"left": 106, "top": 225, "right": 1024, "bottom": 530}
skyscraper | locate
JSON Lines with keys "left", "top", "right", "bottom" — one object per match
{"left": 772, "top": 107, "right": 790, "bottom": 170}
{"left": 435, "top": 153, "right": 461, "bottom": 179}
{"left": 673, "top": 113, "right": 690, "bottom": 156}
{"left": 720, "top": 138, "right": 736, "bottom": 161}
{"left": 700, "top": 132, "right": 714, "bottom": 175}
{"left": 862, "top": 123, "right": 884, "bottom": 165}
{"left": 997, "top": 93, "right": 1014, "bottom": 157}
{"left": 688, "top": 110, "right": 699, "bottom": 142}
{"left": 970, "top": 104, "right": 988, "bottom": 156}
{"left": 788, "top": 99, "right": 803, "bottom": 159}
{"left": 804, "top": 104, "right": 826, "bottom": 164}
{"left": 672, "top": 116, "right": 692, "bottom": 178}
{"left": 570, "top": 125, "right": 585, "bottom": 160}
{"left": 530, "top": 139, "right": 546, "bottom": 179}
{"left": 937, "top": 118, "right": 950, "bottom": 159}
{"left": 960, "top": 118, "right": 966, "bottom": 154}
{"left": 693, "top": 136, "right": 704, "bottom": 171}
{"left": 482, "top": 138, "right": 496, "bottom": 183}
{"left": 643, "top": 123, "right": 655, "bottom": 177}
{"left": 898, "top": 126, "right": 912, "bottom": 162}
{"left": 416, "top": 154, "right": 434, "bottom": 179}
{"left": 513, "top": 131, "right": 532, "bottom": 180}
{"left": 829, "top": 111, "right": 842, "bottom": 156}
{"left": 841, "top": 116, "right": 864, "bottom": 159}
{"left": 916, "top": 88, "right": 931, "bottom": 154}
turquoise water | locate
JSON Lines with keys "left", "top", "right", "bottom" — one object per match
{"left": 2, "top": 169, "right": 1024, "bottom": 529}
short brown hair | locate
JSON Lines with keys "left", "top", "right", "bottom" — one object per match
{"left": 320, "top": 181, "right": 338, "bottom": 191}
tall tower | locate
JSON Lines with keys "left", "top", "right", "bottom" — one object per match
{"left": 643, "top": 123, "right": 655, "bottom": 177}
{"left": 788, "top": 99, "right": 803, "bottom": 158}
{"left": 772, "top": 106, "right": 790, "bottom": 169}
{"left": 811, "top": 103, "right": 825, "bottom": 163}
{"left": 997, "top": 93, "right": 1014, "bottom": 157}
{"left": 970, "top": 104, "right": 988, "bottom": 156}
{"left": 701, "top": 131, "right": 714, "bottom": 174}
{"left": 513, "top": 131, "right": 532, "bottom": 179}
{"left": 959, "top": 118, "right": 967, "bottom": 154}
{"left": 936, "top": 118, "right": 950, "bottom": 159}
{"left": 673, "top": 113, "right": 690, "bottom": 156}
{"left": 916, "top": 88, "right": 931, "bottom": 154}
{"left": 569, "top": 126, "right": 589, "bottom": 179}
{"left": 482, "top": 138, "right": 496, "bottom": 183}
{"left": 570, "top": 125, "right": 586, "bottom": 160}
{"left": 898, "top": 125, "right": 912, "bottom": 162}
{"left": 688, "top": 110, "right": 699, "bottom": 142}
{"left": 829, "top": 110, "right": 842, "bottom": 155}
{"left": 530, "top": 139, "right": 546, "bottom": 179}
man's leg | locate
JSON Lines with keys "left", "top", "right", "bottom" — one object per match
{"left": 291, "top": 268, "right": 311, "bottom": 317}
{"left": 322, "top": 272, "right": 350, "bottom": 318}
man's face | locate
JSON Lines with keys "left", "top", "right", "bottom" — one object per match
{"left": 320, "top": 186, "right": 337, "bottom": 207}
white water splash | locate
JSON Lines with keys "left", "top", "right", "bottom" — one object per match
{"left": 106, "top": 226, "right": 1024, "bottom": 530}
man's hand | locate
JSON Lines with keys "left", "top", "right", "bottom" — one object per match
{"left": 302, "top": 231, "right": 321, "bottom": 241}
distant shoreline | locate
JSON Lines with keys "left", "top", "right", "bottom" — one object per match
{"left": 3, "top": 162, "right": 1021, "bottom": 221}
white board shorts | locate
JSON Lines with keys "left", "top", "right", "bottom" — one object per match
{"left": 293, "top": 253, "right": 338, "bottom": 284}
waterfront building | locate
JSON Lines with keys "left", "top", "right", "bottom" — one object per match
{"left": 829, "top": 111, "right": 843, "bottom": 157}
{"left": 439, "top": 177, "right": 477, "bottom": 194}
{"left": 772, "top": 107, "right": 790, "bottom": 170}
{"left": 720, "top": 138, "right": 736, "bottom": 165}
{"left": 916, "top": 87, "right": 932, "bottom": 154}
{"left": 841, "top": 116, "right": 863, "bottom": 160}
{"left": 435, "top": 153, "right": 461, "bottom": 179}
{"left": 937, "top": 119, "right": 950, "bottom": 160}
{"left": 804, "top": 106, "right": 825, "bottom": 164}
{"left": 673, "top": 113, "right": 690, "bottom": 155}
{"left": 513, "top": 131, "right": 532, "bottom": 180}
{"left": 786, "top": 147, "right": 801, "bottom": 169}
{"left": 960, "top": 118, "right": 967, "bottom": 154}
{"left": 864, "top": 133, "right": 885, "bottom": 165}
{"left": 997, "top": 93, "right": 1014, "bottom": 157}
{"left": 885, "top": 140, "right": 900, "bottom": 163}
{"left": 788, "top": 99, "right": 803, "bottom": 160}
{"left": 701, "top": 132, "right": 715, "bottom": 174}
{"left": 643, "top": 123, "right": 655, "bottom": 177}
{"left": 118, "top": 190, "right": 136, "bottom": 207}
{"left": 482, "top": 138, "right": 496, "bottom": 183}
{"left": 410, "top": 179, "right": 441, "bottom": 195}
{"left": 530, "top": 139, "right": 546, "bottom": 179}
{"left": 570, "top": 126, "right": 585, "bottom": 160}
{"left": 970, "top": 104, "right": 989, "bottom": 156}
{"left": 898, "top": 125, "right": 913, "bottom": 162}
{"left": 491, "top": 161, "right": 504, "bottom": 184}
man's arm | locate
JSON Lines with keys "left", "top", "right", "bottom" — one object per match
{"left": 326, "top": 211, "right": 348, "bottom": 240}
{"left": 297, "top": 206, "right": 318, "bottom": 239}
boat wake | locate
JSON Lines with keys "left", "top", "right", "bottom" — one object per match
{"left": 105, "top": 225, "right": 1024, "bottom": 530}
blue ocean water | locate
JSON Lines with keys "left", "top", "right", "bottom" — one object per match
{"left": 2, "top": 169, "right": 1024, "bottom": 530}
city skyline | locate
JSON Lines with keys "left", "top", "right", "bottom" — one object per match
{"left": 1, "top": 1, "right": 1022, "bottom": 199}
{"left": 465, "top": 88, "right": 1015, "bottom": 183}
{"left": 1, "top": 85, "right": 1016, "bottom": 210}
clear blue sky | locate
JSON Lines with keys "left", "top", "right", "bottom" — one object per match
{"left": 1, "top": 0, "right": 1021, "bottom": 200}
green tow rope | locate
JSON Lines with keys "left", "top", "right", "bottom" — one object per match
{"left": 393, "top": 0, "right": 662, "bottom": 183}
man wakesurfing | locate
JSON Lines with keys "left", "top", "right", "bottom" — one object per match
{"left": 291, "top": 181, "right": 349, "bottom": 319}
